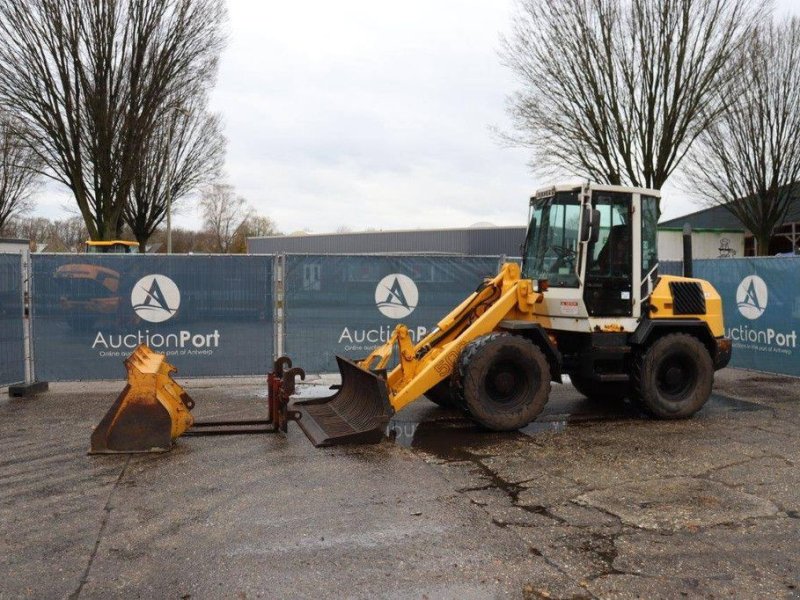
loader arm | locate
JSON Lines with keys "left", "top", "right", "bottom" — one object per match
{"left": 291, "top": 262, "right": 543, "bottom": 446}
{"left": 360, "top": 262, "right": 541, "bottom": 412}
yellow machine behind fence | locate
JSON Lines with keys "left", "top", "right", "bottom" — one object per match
{"left": 90, "top": 345, "right": 194, "bottom": 454}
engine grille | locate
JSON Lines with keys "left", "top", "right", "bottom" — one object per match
{"left": 669, "top": 281, "right": 706, "bottom": 315}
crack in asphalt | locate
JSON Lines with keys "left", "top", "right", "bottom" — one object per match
{"left": 69, "top": 456, "right": 130, "bottom": 600}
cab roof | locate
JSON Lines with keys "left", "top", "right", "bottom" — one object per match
{"left": 531, "top": 183, "right": 662, "bottom": 203}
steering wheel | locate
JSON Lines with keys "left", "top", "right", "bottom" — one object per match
{"left": 550, "top": 245, "right": 576, "bottom": 259}
{"left": 549, "top": 245, "right": 576, "bottom": 274}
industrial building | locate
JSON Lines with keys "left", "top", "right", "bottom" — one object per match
{"left": 0, "top": 238, "right": 29, "bottom": 254}
{"left": 250, "top": 197, "right": 800, "bottom": 259}
{"left": 659, "top": 199, "right": 800, "bottom": 257}
{"left": 247, "top": 222, "right": 741, "bottom": 260}
{"left": 247, "top": 226, "right": 527, "bottom": 257}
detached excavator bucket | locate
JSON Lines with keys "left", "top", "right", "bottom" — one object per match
{"left": 292, "top": 356, "right": 393, "bottom": 447}
{"left": 90, "top": 345, "right": 194, "bottom": 454}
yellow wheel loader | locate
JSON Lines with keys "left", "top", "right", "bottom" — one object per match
{"left": 291, "top": 184, "right": 733, "bottom": 446}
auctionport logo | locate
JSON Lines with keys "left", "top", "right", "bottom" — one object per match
{"left": 728, "top": 273, "right": 797, "bottom": 353}
{"left": 131, "top": 274, "right": 180, "bottom": 323}
{"left": 338, "top": 274, "right": 424, "bottom": 351}
{"left": 375, "top": 274, "right": 418, "bottom": 319}
{"left": 94, "top": 274, "right": 219, "bottom": 356}
{"left": 736, "top": 275, "right": 768, "bottom": 320}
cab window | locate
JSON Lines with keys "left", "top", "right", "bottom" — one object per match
{"left": 588, "top": 193, "right": 631, "bottom": 278}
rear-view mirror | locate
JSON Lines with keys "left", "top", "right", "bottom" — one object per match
{"left": 581, "top": 209, "right": 601, "bottom": 243}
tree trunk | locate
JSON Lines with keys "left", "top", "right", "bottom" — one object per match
{"left": 755, "top": 232, "right": 772, "bottom": 257}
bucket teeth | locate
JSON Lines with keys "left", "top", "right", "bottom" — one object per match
{"left": 90, "top": 345, "right": 194, "bottom": 454}
{"left": 292, "top": 356, "right": 393, "bottom": 447}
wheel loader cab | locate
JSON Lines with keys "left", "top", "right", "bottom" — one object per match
{"left": 522, "top": 185, "right": 660, "bottom": 325}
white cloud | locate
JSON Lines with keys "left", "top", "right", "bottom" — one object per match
{"left": 30, "top": 0, "right": 800, "bottom": 231}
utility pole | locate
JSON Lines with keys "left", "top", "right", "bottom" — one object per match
{"left": 165, "top": 104, "right": 189, "bottom": 254}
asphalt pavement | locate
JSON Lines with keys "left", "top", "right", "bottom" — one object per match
{"left": 1, "top": 368, "right": 798, "bottom": 599}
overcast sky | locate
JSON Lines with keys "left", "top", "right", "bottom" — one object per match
{"left": 33, "top": 0, "right": 800, "bottom": 234}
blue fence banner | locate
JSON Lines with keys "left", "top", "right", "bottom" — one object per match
{"left": 31, "top": 255, "right": 273, "bottom": 380}
{"left": 692, "top": 257, "right": 799, "bottom": 376}
{"left": 0, "top": 254, "right": 24, "bottom": 386}
{"left": 659, "top": 261, "right": 683, "bottom": 276}
{"left": 283, "top": 255, "right": 501, "bottom": 373}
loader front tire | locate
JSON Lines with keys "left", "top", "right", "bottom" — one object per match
{"left": 459, "top": 333, "right": 550, "bottom": 431}
{"left": 633, "top": 333, "right": 713, "bottom": 419}
{"left": 425, "top": 379, "right": 459, "bottom": 409}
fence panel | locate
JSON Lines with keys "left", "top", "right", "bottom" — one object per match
{"left": 284, "top": 255, "right": 501, "bottom": 373}
{"left": 0, "top": 254, "right": 24, "bottom": 386}
{"left": 693, "top": 257, "right": 799, "bottom": 376}
{"left": 658, "top": 260, "right": 683, "bottom": 276}
{"left": 31, "top": 255, "right": 273, "bottom": 380}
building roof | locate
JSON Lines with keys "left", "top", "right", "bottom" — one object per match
{"left": 248, "top": 226, "right": 528, "bottom": 256}
{"left": 659, "top": 195, "right": 800, "bottom": 232}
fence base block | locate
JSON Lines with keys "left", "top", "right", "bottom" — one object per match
{"left": 8, "top": 381, "right": 49, "bottom": 398}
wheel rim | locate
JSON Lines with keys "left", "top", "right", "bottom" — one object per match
{"left": 485, "top": 358, "right": 537, "bottom": 405}
{"left": 655, "top": 352, "right": 697, "bottom": 401}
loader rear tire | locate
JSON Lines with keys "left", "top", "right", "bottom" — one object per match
{"left": 569, "top": 374, "right": 630, "bottom": 401}
{"left": 458, "top": 333, "right": 550, "bottom": 431}
{"left": 632, "top": 333, "right": 713, "bottom": 419}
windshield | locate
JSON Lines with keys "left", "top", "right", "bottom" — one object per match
{"left": 522, "top": 191, "right": 581, "bottom": 287}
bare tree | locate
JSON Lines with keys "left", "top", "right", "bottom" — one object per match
{"left": 244, "top": 215, "right": 280, "bottom": 238}
{"left": 503, "top": 0, "right": 763, "bottom": 191}
{"left": 126, "top": 98, "right": 225, "bottom": 252}
{"left": 0, "top": 0, "right": 226, "bottom": 241}
{"left": 1, "top": 214, "right": 87, "bottom": 250}
{"left": 0, "top": 112, "right": 40, "bottom": 230}
{"left": 200, "top": 184, "right": 252, "bottom": 253}
{"left": 230, "top": 213, "right": 280, "bottom": 253}
{"left": 57, "top": 215, "right": 90, "bottom": 252}
{"left": 685, "top": 18, "right": 800, "bottom": 256}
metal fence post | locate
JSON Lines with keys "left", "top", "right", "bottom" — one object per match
{"left": 9, "top": 249, "right": 48, "bottom": 397}
{"left": 273, "top": 254, "right": 286, "bottom": 360}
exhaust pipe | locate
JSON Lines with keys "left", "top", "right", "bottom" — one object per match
{"left": 682, "top": 223, "right": 693, "bottom": 278}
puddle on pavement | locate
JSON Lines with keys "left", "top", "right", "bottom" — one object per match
{"left": 387, "top": 414, "right": 570, "bottom": 460}
{"left": 387, "top": 391, "right": 764, "bottom": 461}
{"left": 704, "top": 393, "right": 770, "bottom": 413}
{"left": 387, "top": 417, "right": 503, "bottom": 461}
{"left": 255, "top": 383, "right": 335, "bottom": 399}
{"left": 519, "top": 420, "right": 568, "bottom": 436}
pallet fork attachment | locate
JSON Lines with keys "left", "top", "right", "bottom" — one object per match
{"left": 91, "top": 348, "right": 306, "bottom": 453}
{"left": 186, "top": 356, "right": 304, "bottom": 436}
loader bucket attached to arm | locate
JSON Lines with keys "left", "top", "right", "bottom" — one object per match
{"left": 289, "top": 263, "right": 540, "bottom": 447}
{"left": 292, "top": 356, "right": 393, "bottom": 447}
{"left": 90, "top": 345, "right": 194, "bottom": 454}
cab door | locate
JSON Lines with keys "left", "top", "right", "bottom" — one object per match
{"left": 583, "top": 191, "right": 633, "bottom": 317}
